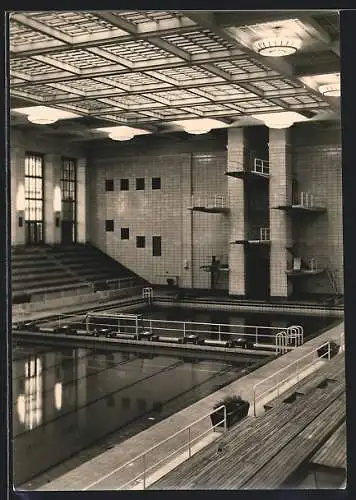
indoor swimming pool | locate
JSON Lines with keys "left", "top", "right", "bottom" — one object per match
{"left": 12, "top": 306, "right": 341, "bottom": 488}
{"left": 13, "top": 343, "right": 262, "bottom": 487}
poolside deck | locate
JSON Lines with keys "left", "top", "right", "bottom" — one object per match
{"left": 150, "top": 353, "right": 345, "bottom": 489}
{"left": 32, "top": 321, "right": 344, "bottom": 491}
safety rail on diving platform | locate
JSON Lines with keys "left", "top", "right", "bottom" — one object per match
{"left": 190, "top": 194, "right": 227, "bottom": 209}
{"left": 253, "top": 158, "right": 269, "bottom": 176}
{"left": 82, "top": 404, "right": 227, "bottom": 491}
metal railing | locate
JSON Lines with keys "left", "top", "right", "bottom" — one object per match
{"left": 253, "top": 158, "right": 270, "bottom": 176}
{"left": 82, "top": 404, "right": 227, "bottom": 491}
{"left": 91, "top": 276, "right": 141, "bottom": 291}
{"left": 293, "top": 191, "right": 324, "bottom": 208}
{"left": 289, "top": 257, "right": 320, "bottom": 273}
{"left": 247, "top": 227, "right": 270, "bottom": 242}
{"left": 190, "top": 194, "right": 227, "bottom": 209}
{"left": 85, "top": 314, "right": 302, "bottom": 348}
{"left": 252, "top": 340, "right": 334, "bottom": 416}
{"left": 38, "top": 284, "right": 93, "bottom": 301}
{"left": 13, "top": 276, "right": 141, "bottom": 309}
{"left": 260, "top": 227, "right": 270, "bottom": 241}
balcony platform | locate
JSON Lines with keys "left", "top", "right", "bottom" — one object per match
{"left": 200, "top": 265, "right": 229, "bottom": 272}
{"left": 274, "top": 205, "right": 326, "bottom": 214}
{"left": 286, "top": 269, "right": 325, "bottom": 277}
{"left": 230, "top": 239, "right": 270, "bottom": 245}
{"left": 189, "top": 206, "right": 229, "bottom": 213}
{"left": 225, "top": 170, "right": 269, "bottom": 181}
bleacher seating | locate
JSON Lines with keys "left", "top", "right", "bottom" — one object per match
{"left": 149, "top": 353, "right": 345, "bottom": 490}
{"left": 12, "top": 244, "right": 145, "bottom": 303}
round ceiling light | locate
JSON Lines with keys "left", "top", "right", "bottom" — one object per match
{"left": 183, "top": 125, "right": 212, "bottom": 135}
{"left": 253, "top": 27, "right": 302, "bottom": 57}
{"left": 27, "top": 114, "right": 58, "bottom": 125}
{"left": 318, "top": 83, "right": 341, "bottom": 97}
{"left": 263, "top": 116, "right": 296, "bottom": 129}
{"left": 109, "top": 131, "right": 135, "bottom": 141}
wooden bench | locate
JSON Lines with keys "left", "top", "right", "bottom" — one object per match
{"left": 187, "top": 386, "right": 346, "bottom": 490}
{"left": 242, "top": 394, "right": 346, "bottom": 489}
{"left": 150, "top": 374, "right": 345, "bottom": 490}
{"left": 156, "top": 383, "right": 340, "bottom": 488}
{"left": 309, "top": 421, "right": 346, "bottom": 471}
{"left": 264, "top": 353, "right": 345, "bottom": 411}
{"left": 193, "top": 384, "right": 346, "bottom": 490}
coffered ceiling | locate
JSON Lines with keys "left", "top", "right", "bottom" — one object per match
{"left": 9, "top": 10, "right": 341, "bottom": 140}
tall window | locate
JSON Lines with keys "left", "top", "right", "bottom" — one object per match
{"left": 152, "top": 236, "right": 161, "bottom": 257}
{"left": 61, "top": 158, "right": 77, "bottom": 243}
{"left": 24, "top": 152, "right": 44, "bottom": 244}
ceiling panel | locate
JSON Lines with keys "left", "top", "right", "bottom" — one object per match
{"left": 9, "top": 10, "right": 340, "bottom": 138}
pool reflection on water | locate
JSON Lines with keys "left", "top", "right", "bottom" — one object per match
{"left": 13, "top": 345, "right": 258, "bottom": 487}
{"left": 12, "top": 307, "right": 337, "bottom": 488}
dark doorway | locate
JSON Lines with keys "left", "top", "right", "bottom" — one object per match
{"left": 245, "top": 246, "right": 270, "bottom": 300}
{"left": 25, "top": 221, "right": 44, "bottom": 245}
{"left": 61, "top": 221, "right": 75, "bottom": 245}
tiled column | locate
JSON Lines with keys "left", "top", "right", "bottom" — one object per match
{"left": 269, "top": 128, "right": 293, "bottom": 298}
{"left": 181, "top": 154, "right": 193, "bottom": 288}
{"left": 228, "top": 128, "right": 246, "bottom": 296}
{"left": 77, "top": 158, "right": 87, "bottom": 243}
{"left": 44, "top": 154, "right": 61, "bottom": 244}
{"left": 11, "top": 146, "right": 25, "bottom": 245}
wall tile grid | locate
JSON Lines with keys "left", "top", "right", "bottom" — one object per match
{"left": 90, "top": 154, "right": 187, "bottom": 285}
{"left": 191, "top": 152, "right": 229, "bottom": 289}
{"left": 292, "top": 144, "right": 343, "bottom": 294}
{"left": 89, "top": 150, "right": 229, "bottom": 288}
{"left": 10, "top": 123, "right": 343, "bottom": 297}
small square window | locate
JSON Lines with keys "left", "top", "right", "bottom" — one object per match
{"left": 136, "top": 178, "right": 145, "bottom": 190}
{"left": 105, "top": 220, "right": 114, "bottom": 232}
{"left": 136, "top": 236, "right": 145, "bottom": 248}
{"left": 120, "top": 179, "right": 129, "bottom": 191}
{"left": 152, "top": 177, "right": 161, "bottom": 189}
{"left": 105, "top": 179, "right": 114, "bottom": 191}
{"left": 121, "top": 227, "right": 129, "bottom": 240}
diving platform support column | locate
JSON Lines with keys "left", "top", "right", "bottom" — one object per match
{"left": 269, "top": 129, "right": 293, "bottom": 298}
{"left": 228, "top": 127, "right": 246, "bottom": 296}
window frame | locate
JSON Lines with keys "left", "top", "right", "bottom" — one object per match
{"left": 105, "top": 220, "right": 114, "bottom": 232}
{"left": 120, "top": 178, "right": 129, "bottom": 191}
{"left": 136, "top": 235, "right": 145, "bottom": 248}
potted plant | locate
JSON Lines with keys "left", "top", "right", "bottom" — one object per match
{"left": 317, "top": 341, "right": 340, "bottom": 359}
{"left": 210, "top": 395, "right": 250, "bottom": 429}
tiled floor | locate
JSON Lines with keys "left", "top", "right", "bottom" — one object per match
{"left": 33, "top": 321, "right": 344, "bottom": 491}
